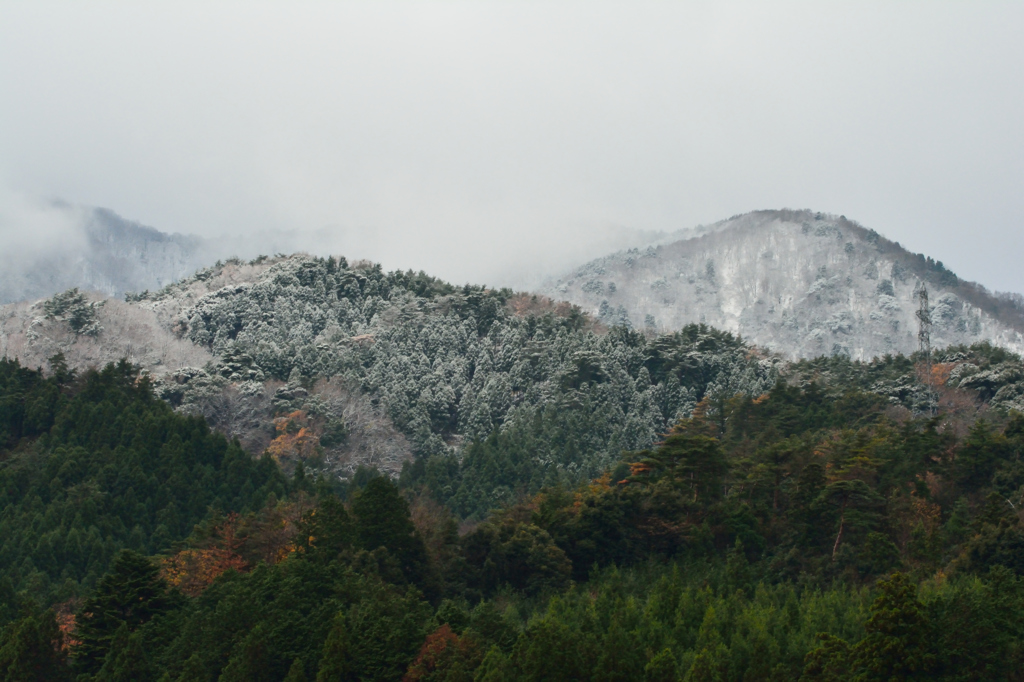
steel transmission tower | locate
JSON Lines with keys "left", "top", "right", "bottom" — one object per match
{"left": 916, "top": 283, "right": 932, "bottom": 370}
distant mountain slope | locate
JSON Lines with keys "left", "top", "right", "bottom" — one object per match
{"left": 543, "top": 209, "right": 1024, "bottom": 360}
{"left": 0, "top": 207, "right": 211, "bottom": 304}
{"left": 1, "top": 254, "right": 778, "bottom": 508}
{"left": 9, "top": 251, "right": 1024, "bottom": 519}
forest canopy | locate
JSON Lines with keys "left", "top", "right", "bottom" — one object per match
{"left": 3, "top": 258, "right": 1024, "bottom": 680}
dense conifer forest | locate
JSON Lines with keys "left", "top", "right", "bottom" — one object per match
{"left": 3, "top": 260, "right": 1024, "bottom": 680}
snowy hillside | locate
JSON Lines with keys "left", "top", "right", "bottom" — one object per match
{"left": 0, "top": 254, "right": 779, "bottom": 494}
{"left": 544, "top": 209, "right": 1024, "bottom": 360}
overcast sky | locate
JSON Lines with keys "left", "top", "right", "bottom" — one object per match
{"left": 1, "top": 2, "right": 1022, "bottom": 291}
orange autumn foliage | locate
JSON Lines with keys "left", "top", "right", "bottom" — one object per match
{"left": 236, "top": 498, "right": 309, "bottom": 565}
{"left": 161, "top": 548, "right": 248, "bottom": 597}
{"left": 267, "top": 410, "right": 320, "bottom": 463}
{"left": 911, "top": 494, "right": 943, "bottom": 532}
{"left": 53, "top": 599, "right": 82, "bottom": 651}
{"left": 570, "top": 473, "right": 613, "bottom": 512}
{"left": 404, "top": 625, "right": 481, "bottom": 682}
{"left": 627, "top": 461, "right": 654, "bottom": 479}
{"left": 160, "top": 514, "right": 248, "bottom": 597}
{"left": 930, "top": 362, "right": 955, "bottom": 387}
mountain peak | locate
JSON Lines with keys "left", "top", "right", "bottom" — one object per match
{"left": 545, "top": 209, "right": 1024, "bottom": 360}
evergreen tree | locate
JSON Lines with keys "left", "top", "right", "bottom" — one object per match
{"left": 851, "top": 572, "right": 933, "bottom": 681}
{"left": 801, "top": 634, "right": 851, "bottom": 682}
{"left": 473, "top": 646, "right": 512, "bottom": 682}
{"left": 345, "top": 584, "right": 430, "bottom": 682}
{"left": 636, "top": 431, "right": 728, "bottom": 503}
{"left": 510, "top": 618, "right": 591, "bottom": 681}
{"left": 219, "top": 624, "right": 275, "bottom": 682}
{"left": 644, "top": 649, "right": 679, "bottom": 682}
{"left": 173, "top": 653, "right": 211, "bottom": 682}
{"left": 73, "top": 550, "right": 170, "bottom": 675}
{"left": 297, "top": 496, "right": 354, "bottom": 560}
{"left": 284, "top": 657, "right": 309, "bottom": 682}
{"left": 94, "top": 624, "right": 154, "bottom": 682}
{"left": 351, "top": 477, "right": 429, "bottom": 585}
{"left": 592, "top": 616, "right": 644, "bottom": 682}
{"left": 317, "top": 613, "right": 355, "bottom": 682}
{"left": 683, "top": 645, "right": 727, "bottom": 682}
{"left": 0, "top": 611, "right": 70, "bottom": 682}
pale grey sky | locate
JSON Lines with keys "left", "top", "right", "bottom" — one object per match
{"left": 1, "top": 2, "right": 1022, "bottom": 291}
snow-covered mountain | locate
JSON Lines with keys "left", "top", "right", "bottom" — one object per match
{"left": 0, "top": 205, "right": 327, "bottom": 304}
{"left": 0, "top": 207, "right": 210, "bottom": 304}
{"left": 543, "top": 209, "right": 1024, "bottom": 360}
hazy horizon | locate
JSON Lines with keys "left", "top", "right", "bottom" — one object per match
{"left": 2, "top": 2, "right": 1022, "bottom": 293}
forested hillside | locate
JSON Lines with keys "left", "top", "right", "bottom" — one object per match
{"left": 122, "top": 255, "right": 777, "bottom": 515}
{"left": 545, "top": 209, "right": 1024, "bottom": 361}
{"left": 0, "top": 358, "right": 285, "bottom": 614}
{"left": 3, "top": 254, "right": 1024, "bottom": 680}
{"left": 2, "top": 352, "right": 1024, "bottom": 680}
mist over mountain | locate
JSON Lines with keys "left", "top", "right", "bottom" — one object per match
{"left": 0, "top": 201, "right": 679, "bottom": 303}
{"left": 0, "top": 206, "right": 209, "bottom": 304}
{"left": 545, "top": 209, "right": 1024, "bottom": 361}
{"left": 7, "top": 205, "right": 1024, "bottom": 366}
{"left": 0, "top": 203, "right": 347, "bottom": 303}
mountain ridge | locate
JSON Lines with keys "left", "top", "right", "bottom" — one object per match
{"left": 0, "top": 206, "right": 209, "bottom": 304}
{"left": 544, "top": 208, "right": 1024, "bottom": 360}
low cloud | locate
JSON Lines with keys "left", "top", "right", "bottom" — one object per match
{"left": 1, "top": 3, "right": 1023, "bottom": 293}
{"left": 0, "top": 189, "right": 86, "bottom": 259}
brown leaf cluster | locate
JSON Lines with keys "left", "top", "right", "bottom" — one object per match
{"left": 267, "top": 410, "right": 321, "bottom": 463}
{"left": 53, "top": 598, "right": 82, "bottom": 652}
{"left": 159, "top": 500, "right": 311, "bottom": 596}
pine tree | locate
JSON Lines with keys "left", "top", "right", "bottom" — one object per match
{"left": 801, "top": 633, "right": 850, "bottom": 682}
{"left": 284, "top": 658, "right": 309, "bottom": 682}
{"left": 297, "top": 495, "right": 354, "bottom": 560}
{"left": 684, "top": 606, "right": 727, "bottom": 682}
{"left": 510, "top": 619, "right": 589, "bottom": 682}
{"left": 174, "top": 653, "right": 211, "bottom": 682}
{"left": 345, "top": 584, "right": 430, "bottom": 682}
{"left": 591, "top": 616, "right": 644, "bottom": 682}
{"left": 644, "top": 649, "right": 679, "bottom": 682}
{"left": 474, "top": 645, "right": 513, "bottom": 682}
{"left": 219, "top": 624, "right": 274, "bottom": 682}
{"left": 317, "top": 613, "right": 355, "bottom": 682}
{"left": 73, "top": 550, "right": 170, "bottom": 675}
{"left": 0, "top": 611, "right": 70, "bottom": 682}
{"left": 94, "top": 624, "right": 154, "bottom": 682}
{"left": 351, "top": 477, "right": 428, "bottom": 585}
{"left": 851, "top": 572, "right": 933, "bottom": 681}
{"left": 683, "top": 646, "right": 726, "bottom": 682}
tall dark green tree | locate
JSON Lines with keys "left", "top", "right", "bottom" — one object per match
{"left": 93, "top": 624, "right": 154, "bottom": 682}
{"left": 632, "top": 430, "right": 728, "bottom": 503}
{"left": 851, "top": 572, "right": 933, "bottom": 681}
{"left": 219, "top": 624, "right": 275, "bottom": 682}
{"left": 0, "top": 611, "right": 70, "bottom": 682}
{"left": 284, "top": 657, "right": 309, "bottom": 682}
{"left": 954, "top": 420, "right": 1007, "bottom": 491}
{"left": 592, "top": 616, "right": 645, "bottom": 682}
{"left": 345, "top": 584, "right": 430, "bottom": 682}
{"left": 297, "top": 495, "right": 354, "bottom": 560}
{"left": 801, "top": 633, "right": 851, "bottom": 682}
{"left": 351, "top": 477, "right": 429, "bottom": 586}
{"left": 510, "top": 618, "right": 592, "bottom": 682}
{"left": 72, "top": 550, "right": 171, "bottom": 675}
{"left": 317, "top": 613, "right": 355, "bottom": 682}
